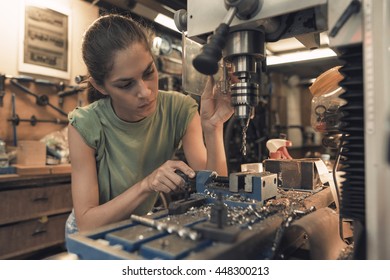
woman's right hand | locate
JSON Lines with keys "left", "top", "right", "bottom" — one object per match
{"left": 142, "top": 160, "right": 195, "bottom": 193}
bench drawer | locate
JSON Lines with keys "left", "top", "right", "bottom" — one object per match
{"left": 0, "top": 213, "right": 69, "bottom": 259}
{"left": 0, "top": 184, "right": 72, "bottom": 225}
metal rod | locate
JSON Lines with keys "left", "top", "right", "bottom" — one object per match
{"left": 223, "top": 7, "right": 237, "bottom": 25}
{"left": 130, "top": 214, "right": 201, "bottom": 241}
{"left": 7, "top": 115, "right": 68, "bottom": 126}
{"left": 10, "top": 79, "right": 68, "bottom": 116}
{"left": 11, "top": 93, "right": 17, "bottom": 146}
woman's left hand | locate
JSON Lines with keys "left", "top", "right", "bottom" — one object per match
{"left": 200, "top": 76, "right": 234, "bottom": 131}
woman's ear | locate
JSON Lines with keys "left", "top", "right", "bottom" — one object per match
{"left": 89, "top": 77, "right": 108, "bottom": 96}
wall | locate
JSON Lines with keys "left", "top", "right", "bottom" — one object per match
{"left": 269, "top": 73, "right": 324, "bottom": 158}
{"left": 0, "top": 0, "right": 98, "bottom": 145}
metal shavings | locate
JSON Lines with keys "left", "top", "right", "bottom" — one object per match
{"left": 130, "top": 214, "right": 201, "bottom": 241}
{"left": 263, "top": 188, "right": 313, "bottom": 219}
{"left": 185, "top": 203, "right": 279, "bottom": 227}
{"left": 337, "top": 243, "right": 354, "bottom": 260}
{"left": 96, "top": 239, "right": 110, "bottom": 246}
{"left": 111, "top": 244, "right": 124, "bottom": 250}
{"left": 160, "top": 239, "right": 170, "bottom": 249}
{"left": 152, "top": 187, "right": 319, "bottom": 244}
{"left": 167, "top": 225, "right": 179, "bottom": 234}
{"left": 156, "top": 223, "right": 167, "bottom": 231}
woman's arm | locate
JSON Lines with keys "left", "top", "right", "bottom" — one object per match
{"left": 181, "top": 113, "right": 207, "bottom": 170}
{"left": 182, "top": 76, "right": 233, "bottom": 176}
{"left": 68, "top": 124, "right": 194, "bottom": 232}
{"left": 201, "top": 76, "right": 233, "bottom": 176}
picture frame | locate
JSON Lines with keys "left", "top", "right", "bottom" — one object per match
{"left": 18, "top": 0, "right": 71, "bottom": 79}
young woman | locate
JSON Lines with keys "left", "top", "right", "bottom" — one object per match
{"left": 65, "top": 14, "right": 233, "bottom": 238}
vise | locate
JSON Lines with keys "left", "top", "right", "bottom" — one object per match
{"left": 195, "top": 170, "right": 278, "bottom": 207}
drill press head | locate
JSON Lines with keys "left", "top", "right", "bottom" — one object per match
{"left": 223, "top": 29, "right": 265, "bottom": 121}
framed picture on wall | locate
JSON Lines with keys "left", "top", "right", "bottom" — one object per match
{"left": 18, "top": 0, "right": 71, "bottom": 79}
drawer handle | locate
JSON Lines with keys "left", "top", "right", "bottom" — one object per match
{"left": 32, "top": 216, "right": 48, "bottom": 236}
{"left": 32, "top": 196, "right": 49, "bottom": 202}
{"left": 32, "top": 228, "right": 47, "bottom": 236}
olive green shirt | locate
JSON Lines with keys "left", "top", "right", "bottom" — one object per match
{"left": 68, "top": 90, "right": 198, "bottom": 215}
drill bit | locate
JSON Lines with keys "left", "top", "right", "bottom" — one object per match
{"left": 240, "top": 117, "right": 250, "bottom": 157}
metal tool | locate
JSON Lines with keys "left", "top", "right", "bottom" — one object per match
{"left": 57, "top": 86, "right": 85, "bottom": 106}
{"left": 329, "top": 0, "right": 361, "bottom": 37}
{"left": 10, "top": 93, "right": 17, "bottom": 146}
{"left": 8, "top": 115, "right": 68, "bottom": 126}
{"left": 0, "top": 74, "right": 5, "bottom": 107}
{"left": 10, "top": 78, "right": 68, "bottom": 116}
{"left": 174, "top": 169, "right": 196, "bottom": 200}
{"left": 6, "top": 74, "right": 66, "bottom": 90}
{"left": 182, "top": 0, "right": 266, "bottom": 158}
{"left": 192, "top": 1, "right": 264, "bottom": 121}
{"left": 75, "top": 75, "right": 87, "bottom": 84}
{"left": 268, "top": 206, "right": 316, "bottom": 259}
{"left": 130, "top": 214, "right": 202, "bottom": 241}
{"left": 168, "top": 172, "right": 206, "bottom": 214}
{"left": 210, "top": 192, "right": 228, "bottom": 228}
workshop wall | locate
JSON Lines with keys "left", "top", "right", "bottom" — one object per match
{"left": 269, "top": 72, "right": 322, "bottom": 158}
{"left": 0, "top": 0, "right": 318, "bottom": 159}
{"left": 0, "top": 0, "right": 99, "bottom": 145}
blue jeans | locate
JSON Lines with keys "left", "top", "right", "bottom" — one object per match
{"left": 64, "top": 209, "right": 78, "bottom": 251}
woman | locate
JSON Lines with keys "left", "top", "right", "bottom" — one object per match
{"left": 65, "top": 14, "right": 233, "bottom": 239}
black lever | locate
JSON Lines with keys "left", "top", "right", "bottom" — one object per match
{"left": 192, "top": 6, "right": 238, "bottom": 76}
{"left": 0, "top": 74, "right": 5, "bottom": 107}
{"left": 192, "top": 0, "right": 262, "bottom": 76}
{"left": 10, "top": 93, "right": 18, "bottom": 146}
{"left": 192, "top": 23, "right": 230, "bottom": 75}
{"left": 329, "top": 0, "right": 361, "bottom": 37}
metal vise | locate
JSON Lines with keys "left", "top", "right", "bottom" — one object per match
{"left": 195, "top": 170, "right": 277, "bottom": 205}
{"left": 229, "top": 171, "right": 278, "bottom": 204}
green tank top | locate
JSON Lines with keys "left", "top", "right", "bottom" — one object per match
{"left": 68, "top": 90, "right": 198, "bottom": 215}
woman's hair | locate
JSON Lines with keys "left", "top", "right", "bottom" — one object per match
{"left": 82, "top": 14, "right": 152, "bottom": 103}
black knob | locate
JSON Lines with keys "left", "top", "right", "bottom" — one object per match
{"left": 175, "top": 169, "right": 188, "bottom": 182}
{"left": 193, "top": 23, "right": 230, "bottom": 75}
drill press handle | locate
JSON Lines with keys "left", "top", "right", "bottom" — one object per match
{"left": 192, "top": 13, "right": 233, "bottom": 75}
{"left": 192, "top": 0, "right": 262, "bottom": 76}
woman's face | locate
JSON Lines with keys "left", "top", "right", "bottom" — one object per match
{"left": 101, "top": 42, "right": 159, "bottom": 122}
